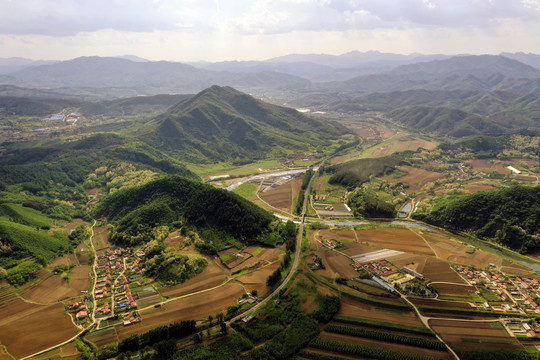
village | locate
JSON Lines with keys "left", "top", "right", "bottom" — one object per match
{"left": 68, "top": 247, "right": 147, "bottom": 327}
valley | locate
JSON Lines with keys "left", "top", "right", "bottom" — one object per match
{"left": 0, "top": 53, "right": 539, "bottom": 360}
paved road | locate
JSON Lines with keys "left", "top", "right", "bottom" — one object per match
{"left": 228, "top": 173, "right": 313, "bottom": 324}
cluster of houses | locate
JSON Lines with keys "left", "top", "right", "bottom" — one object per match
{"left": 314, "top": 194, "right": 328, "bottom": 201}
{"left": 357, "top": 260, "right": 399, "bottom": 279}
{"left": 456, "top": 265, "right": 540, "bottom": 315}
{"left": 322, "top": 238, "right": 343, "bottom": 250}
{"left": 70, "top": 301, "right": 89, "bottom": 320}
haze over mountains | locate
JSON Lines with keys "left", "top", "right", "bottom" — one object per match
{"left": 1, "top": 51, "right": 540, "bottom": 139}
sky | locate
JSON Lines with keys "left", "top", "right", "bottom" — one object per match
{"left": 0, "top": 0, "right": 539, "bottom": 62}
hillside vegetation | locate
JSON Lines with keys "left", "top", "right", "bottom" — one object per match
{"left": 415, "top": 186, "right": 540, "bottom": 253}
{"left": 326, "top": 157, "right": 401, "bottom": 188}
{"left": 138, "top": 86, "right": 350, "bottom": 162}
{"left": 94, "top": 175, "right": 282, "bottom": 253}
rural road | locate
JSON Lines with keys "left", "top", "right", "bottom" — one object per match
{"left": 227, "top": 172, "right": 313, "bottom": 324}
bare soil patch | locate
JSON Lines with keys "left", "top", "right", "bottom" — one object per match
{"left": 69, "top": 265, "right": 91, "bottom": 292}
{"left": 0, "top": 303, "right": 77, "bottom": 359}
{"left": 338, "top": 297, "right": 423, "bottom": 327}
{"left": 354, "top": 227, "right": 434, "bottom": 255}
{"left": 319, "top": 229, "right": 356, "bottom": 243}
{"left": 430, "top": 319, "right": 522, "bottom": 351}
{"left": 417, "top": 257, "right": 465, "bottom": 283}
{"left": 411, "top": 297, "right": 474, "bottom": 309}
{"left": 86, "top": 328, "right": 119, "bottom": 348}
{"left": 75, "top": 242, "right": 91, "bottom": 265}
{"left": 431, "top": 283, "right": 477, "bottom": 295}
{"left": 235, "top": 262, "right": 280, "bottom": 295}
{"left": 260, "top": 181, "right": 292, "bottom": 212}
{"left": 372, "top": 138, "right": 437, "bottom": 158}
{"left": 163, "top": 231, "right": 186, "bottom": 248}
{"left": 63, "top": 219, "right": 86, "bottom": 234}
{"left": 92, "top": 226, "right": 111, "bottom": 250}
{"left": 119, "top": 283, "right": 245, "bottom": 340}
{"left": 159, "top": 259, "right": 227, "bottom": 298}
{"left": 22, "top": 274, "right": 78, "bottom": 303}
{"left": 387, "top": 165, "right": 445, "bottom": 193}
{"left": 319, "top": 331, "right": 451, "bottom": 359}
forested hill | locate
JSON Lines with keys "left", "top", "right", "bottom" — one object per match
{"left": 138, "top": 85, "right": 350, "bottom": 162}
{"left": 415, "top": 186, "right": 540, "bottom": 253}
{"left": 94, "top": 175, "right": 281, "bottom": 252}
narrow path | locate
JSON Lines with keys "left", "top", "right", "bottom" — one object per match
{"left": 227, "top": 172, "right": 314, "bottom": 325}
{"left": 399, "top": 293, "right": 460, "bottom": 360}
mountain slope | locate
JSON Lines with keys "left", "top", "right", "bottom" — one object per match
{"left": 388, "top": 106, "right": 507, "bottom": 137}
{"left": 138, "top": 86, "right": 350, "bottom": 162}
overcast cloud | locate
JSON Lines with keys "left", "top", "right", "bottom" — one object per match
{"left": 0, "top": 0, "right": 539, "bottom": 61}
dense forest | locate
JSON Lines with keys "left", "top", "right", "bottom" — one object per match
{"left": 94, "top": 175, "right": 281, "bottom": 252}
{"left": 416, "top": 185, "right": 540, "bottom": 253}
{"left": 326, "top": 157, "right": 401, "bottom": 188}
{"left": 347, "top": 189, "right": 397, "bottom": 219}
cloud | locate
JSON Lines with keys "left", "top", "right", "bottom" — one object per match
{"left": 0, "top": 0, "right": 539, "bottom": 37}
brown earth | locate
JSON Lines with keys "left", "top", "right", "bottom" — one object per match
{"left": 0, "top": 303, "right": 78, "bottom": 359}
{"left": 410, "top": 298, "right": 474, "bottom": 309}
{"left": 260, "top": 181, "right": 293, "bottom": 212}
{"left": 318, "top": 331, "right": 451, "bottom": 359}
{"left": 318, "top": 229, "right": 357, "bottom": 243}
{"left": 430, "top": 319, "right": 522, "bottom": 351}
{"left": 75, "top": 242, "right": 91, "bottom": 266}
{"left": 63, "top": 219, "right": 86, "bottom": 234}
{"left": 309, "top": 249, "right": 359, "bottom": 279}
{"left": 163, "top": 231, "right": 186, "bottom": 248}
{"left": 69, "top": 265, "right": 91, "bottom": 292}
{"left": 159, "top": 260, "right": 227, "bottom": 298}
{"left": 431, "top": 283, "right": 477, "bottom": 295}
{"left": 235, "top": 262, "right": 280, "bottom": 295}
{"left": 92, "top": 226, "right": 111, "bottom": 250}
{"left": 372, "top": 138, "right": 437, "bottom": 158}
{"left": 386, "top": 165, "right": 445, "bottom": 193}
{"left": 22, "top": 274, "right": 78, "bottom": 303}
{"left": 354, "top": 227, "right": 434, "bottom": 255}
{"left": 338, "top": 297, "right": 424, "bottom": 327}
{"left": 417, "top": 257, "right": 465, "bottom": 283}
{"left": 48, "top": 254, "right": 78, "bottom": 268}
{"left": 86, "top": 328, "right": 119, "bottom": 348}
{"left": 119, "top": 283, "right": 245, "bottom": 340}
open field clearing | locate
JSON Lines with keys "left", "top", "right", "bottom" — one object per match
{"left": 318, "top": 229, "right": 357, "bottom": 243}
{"left": 411, "top": 297, "right": 474, "bottom": 309}
{"left": 354, "top": 227, "right": 434, "bottom": 255}
{"left": 92, "top": 225, "right": 111, "bottom": 250}
{"left": 69, "top": 265, "right": 91, "bottom": 292}
{"left": 63, "top": 219, "right": 86, "bottom": 234}
{"left": 235, "top": 262, "right": 280, "bottom": 295}
{"left": 163, "top": 231, "right": 185, "bottom": 248}
{"left": 254, "top": 247, "right": 284, "bottom": 263}
{"left": 159, "top": 259, "right": 227, "bottom": 298}
{"left": 0, "top": 303, "right": 77, "bottom": 359}
{"left": 501, "top": 259, "right": 538, "bottom": 277}
{"left": 22, "top": 273, "right": 78, "bottom": 303}
{"left": 0, "top": 347, "right": 12, "bottom": 360}
{"left": 431, "top": 283, "right": 477, "bottom": 296}
{"left": 339, "top": 297, "right": 423, "bottom": 327}
{"left": 417, "top": 257, "right": 466, "bottom": 283}
{"left": 49, "top": 254, "right": 78, "bottom": 268}
{"left": 318, "top": 331, "right": 451, "bottom": 359}
{"left": 420, "top": 230, "right": 503, "bottom": 268}
{"left": 339, "top": 242, "right": 382, "bottom": 257}
{"left": 371, "top": 137, "right": 437, "bottom": 158}
{"left": 460, "top": 179, "right": 498, "bottom": 193}
{"left": 429, "top": 319, "right": 523, "bottom": 351}
{"left": 468, "top": 159, "right": 512, "bottom": 174}
{"left": 75, "top": 242, "right": 91, "bottom": 266}
{"left": 309, "top": 249, "right": 359, "bottom": 279}
{"left": 86, "top": 328, "right": 119, "bottom": 348}
{"left": 260, "top": 180, "right": 293, "bottom": 212}
{"left": 119, "top": 283, "right": 245, "bottom": 341}
{"left": 387, "top": 165, "right": 445, "bottom": 193}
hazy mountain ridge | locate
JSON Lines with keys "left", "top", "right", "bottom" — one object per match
{"left": 0, "top": 56, "right": 309, "bottom": 95}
